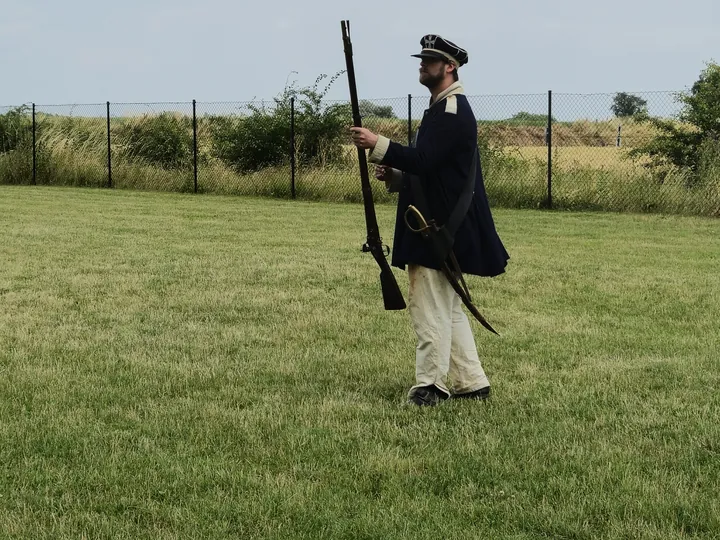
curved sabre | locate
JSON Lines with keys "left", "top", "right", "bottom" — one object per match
{"left": 405, "top": 205, "right": 499, "bottom": 335}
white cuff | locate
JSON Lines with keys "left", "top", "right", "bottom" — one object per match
{"left": 368, "top": 135, "right": 390, "bottom": 163}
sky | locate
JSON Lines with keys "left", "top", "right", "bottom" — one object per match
{"left": 1, "top": 0, "right": 718, "bottom": 114}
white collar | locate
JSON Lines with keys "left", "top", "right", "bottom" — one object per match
{"left": 430, "top": 81, "right": 465, "bottom": 107}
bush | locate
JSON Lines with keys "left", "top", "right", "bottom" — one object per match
{"left": 477, "top": 129, "right": 519, "bottom": 179}
{"left": 0, "top": 106, "right": 34, "bottom": 184}
{"left": 698, "top": 138, "right": 720, "bottom": 184}
{"left": 631, "top": 61, "right": 720, "bottom": 184}
{"left": 117, "top": 113, "right": 193, "bottom": 169}
{"left": 359, "top": 100, "right": 396, "bottom": 119}
{"left": 504, "top": 112, "right": 552, "bottom": 126}
{"left": 209, "top": 112, "right": 288, "bottom": 173}
{"left": 0, "top": 106, "right": 32, "bottom": 154}
{"left": 210, "top": 73, "right": 351, "bottom": 173}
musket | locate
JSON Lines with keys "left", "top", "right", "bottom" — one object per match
{"left": 341, "top": 20, "right": 406, "bottom": 311}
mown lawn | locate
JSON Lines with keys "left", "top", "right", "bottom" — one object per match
{"left": 1, "top": 186, "right": 718, "bottom": 539}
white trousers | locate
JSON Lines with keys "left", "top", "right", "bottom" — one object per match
{"left": 407, "top": 264, "right": 490, "bottom": 397}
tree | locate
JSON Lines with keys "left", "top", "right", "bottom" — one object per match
{"left": 359, "top": 100, "right": 396, "bottom": 119}
{"left": 630, "top": 61, "right": 720, "bottom": 181}
{"left": 611, "top": 92, "right": 648, "bottom": 117}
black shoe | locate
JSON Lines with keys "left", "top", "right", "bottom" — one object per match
{"left": 407, "top": 385, "right": 449, "bottom": 407}
{"left": 452, "top": 386, "right": 491, "bottom": 400}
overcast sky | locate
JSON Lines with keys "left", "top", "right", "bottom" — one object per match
{"left": 1, "top": 0, "right": 717, "bottom": 106}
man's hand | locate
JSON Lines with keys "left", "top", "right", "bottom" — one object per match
{"left": 374, "top": 165, "right": 394, "bottom": 182}
{"left": 350, "top": 127, "right": 378, "bottom": 150}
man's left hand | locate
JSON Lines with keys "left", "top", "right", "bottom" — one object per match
{"left": 350, "top": 127, "right": 378, "bottom": 150}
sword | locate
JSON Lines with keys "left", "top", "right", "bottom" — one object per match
{"left": 404, "top": 204, "right": 499, "bottom": 336}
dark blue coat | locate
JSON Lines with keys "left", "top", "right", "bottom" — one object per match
{"left": 369, "top": 86, "right": 509, "bottom": 277}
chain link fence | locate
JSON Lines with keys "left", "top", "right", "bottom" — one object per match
{"left": 35, "top": 103, "right": 108, "bottom": 188}
{"left": 2, "top": 91, "right": 718, "bottom": 216}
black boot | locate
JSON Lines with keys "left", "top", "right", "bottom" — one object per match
{"left": 408, "top": 385, "right": 449, "bottom": 407}
{"left": 452, "top": 386, "right": 491, "bottom": 400}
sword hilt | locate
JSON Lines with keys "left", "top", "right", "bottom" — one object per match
{"left": 404, "top": 205, "right": 431, "bottom": 233}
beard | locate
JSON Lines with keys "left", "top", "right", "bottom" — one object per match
{"left": 419, "top": 70, "right": 445, "bottom": 89}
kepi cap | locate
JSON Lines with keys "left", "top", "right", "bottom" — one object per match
{"left": 411, "top": 34, "right": 468, "bottom": 67}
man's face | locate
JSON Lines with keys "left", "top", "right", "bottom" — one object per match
{"left": 419, "top": 57, "right": 450, "bottom": 88}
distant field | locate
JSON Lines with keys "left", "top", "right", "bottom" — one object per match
{"left": 506, "top": 146, "right": 650, "bottom": 171}
{"left": 342, "top": 145, "right": 648, "bottom": 172}
{"left": 364, "top": 116, "right": 663, "bottom": 147}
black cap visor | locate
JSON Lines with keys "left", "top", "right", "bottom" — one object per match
{"left": 411, "top": 51, "right": 449, "bottom": 62}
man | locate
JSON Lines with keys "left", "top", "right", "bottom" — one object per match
{"left": 350, "top": 34, "right": 510, "bottom": 407}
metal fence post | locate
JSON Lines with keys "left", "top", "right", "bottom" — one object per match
{"left": 192, "top": 99, "right": 198, "bottom": 193}
{"left": 290, "top": 96, "right": 296, "bottom": 199}
{"left": 407, "top": 93, "right": 412, "bottom": 146}
{"left": 32, "top": 103, "right": 36, "bottom": 185}
{"left": 106, "top": 101, "right": 112, "bottom": 188}
{"left": 546, "top": 90, "right": 552, "bottom": 209}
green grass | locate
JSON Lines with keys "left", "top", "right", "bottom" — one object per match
{"left": 1, "top": 186, "right": 719, "bottom": 539}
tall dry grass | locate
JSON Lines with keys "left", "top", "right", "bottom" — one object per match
{"left": 1, "top": 112, "right": 718, "bottom": 217}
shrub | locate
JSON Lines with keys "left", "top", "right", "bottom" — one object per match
{"left": 210, "top": 73, "right": 351, "bottom": 173}
{"left": 0, "top": 106, "right": 32, "bottom": 154}
{"left": 116, "top": 113, "right": 193, "bottom": 169}
{"left": 505, "top": 112, "right": 553, "bottom": 126}
{"left": 0, "top": 106, "right": 34, "bottom": 184}
{"left": 359, "top": 100, "right": 396, "bottom": 119}
{"left": 698, "top": 138, "right": 720, "bottom": 184}
{"left": 209, "top": 112, "right": 287, "bottom": 173}
{"left": 631, "top": 61, "right": 720, "bottom": 184}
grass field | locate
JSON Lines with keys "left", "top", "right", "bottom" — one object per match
{"left": 1, "top": 186, "right": 720, "bottom": 539}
